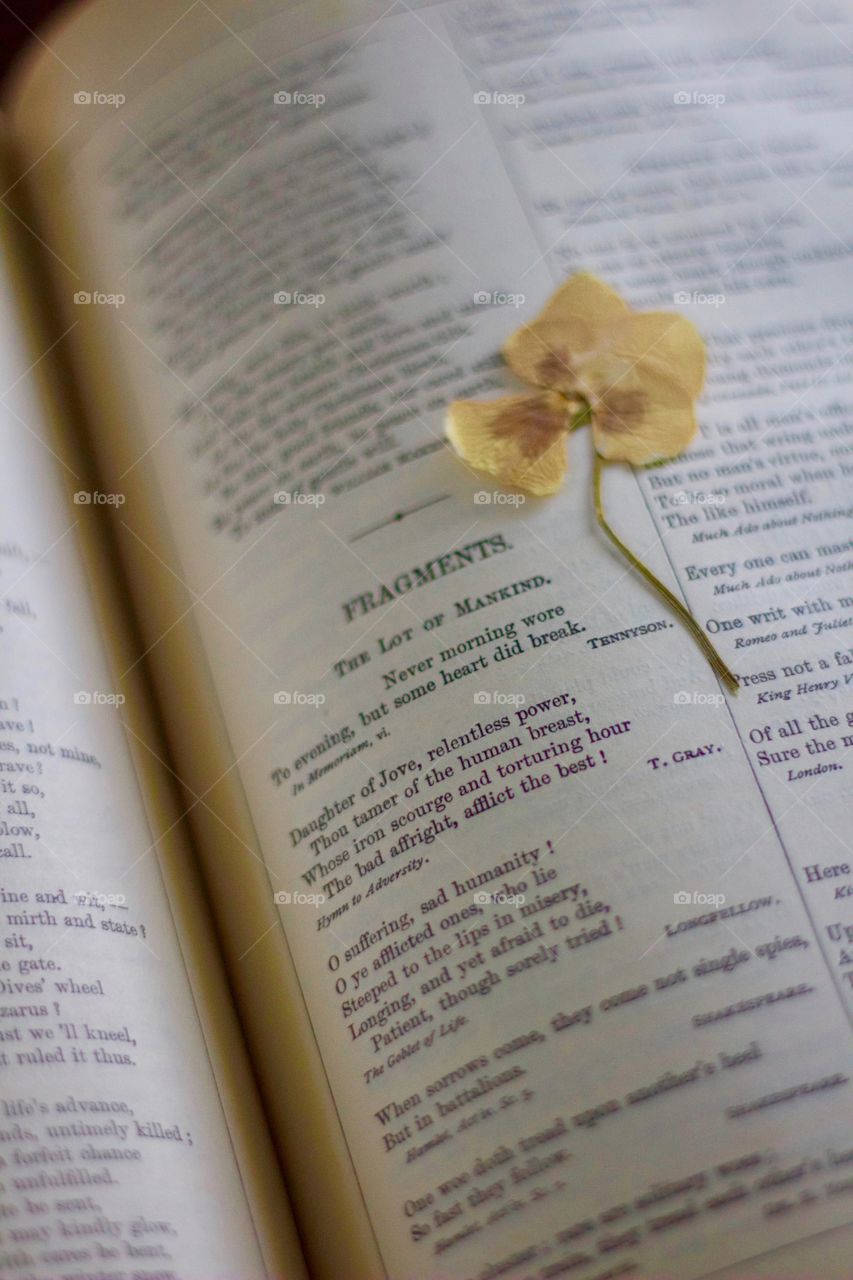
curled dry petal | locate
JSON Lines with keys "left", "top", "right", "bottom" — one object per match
{"left": 445, "top": 391, "right": 570, "bottom": 496}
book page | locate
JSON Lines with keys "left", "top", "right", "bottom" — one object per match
{"left": 9, "top": 1, "right": 853, "bottom": 1277}
{"left": 0, "top": 170, "right": 303, "bottom": 1278}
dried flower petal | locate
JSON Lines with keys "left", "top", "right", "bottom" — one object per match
{"left": 445, "top": 391, "right": 569, "bottom": 495}
{"left": 600, "top": 311, "right": 706, "bottom": 399}
{"left": 503, "top": 273, "right": 628, "bottom": 393}
{"left": 579, "top": 356, "right": 697, "bottom": 466}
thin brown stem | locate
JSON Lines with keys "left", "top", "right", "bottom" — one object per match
{"left": 593, "top": 451, "right": 738, "bottom": 694}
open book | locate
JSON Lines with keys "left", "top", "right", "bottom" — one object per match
{"left": 2, "top": 1, "right": 852, "bottom": 1276}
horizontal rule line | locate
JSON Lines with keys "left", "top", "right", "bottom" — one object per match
{"left": 350, "top": 493, "right": 452, "bottom": 543}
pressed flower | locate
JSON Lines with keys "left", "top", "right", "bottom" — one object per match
{"left": 445, "top": 273, "right": 737, "bottom": 692}
{"left": 502, "top": 272, "right": 705, "bottom": 465}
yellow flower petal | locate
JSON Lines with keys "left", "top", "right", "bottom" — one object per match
{"left": 445, "top": 392, "right": 569, "bottom": 495}
{"left": 604, "top": 311, "right": 706, "bottom": 399}
{"left": 503, "top": 320, "right": 588, "bottom": 394}
{"left": 531, "top": 272, "right": 629, "bottom": 332}
{"left": 503, "top": 273, "right": 629, "bottom": 393}
{"left": 582, "top": 359, "right": 698, "bottom": 466}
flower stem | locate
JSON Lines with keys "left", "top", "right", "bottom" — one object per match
{"left": 592, "top": 451, "right": 739, "bottom": 693}
{"left": 568, "top": 401, "right": 592, "bottom": 431}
